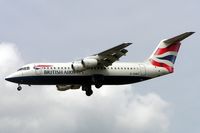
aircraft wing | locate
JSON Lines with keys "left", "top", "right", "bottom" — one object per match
{"left": 95, "top": 42, "right": 132, "bottom": 66}
{"left": 71, "top": 42, "right": 132, "bottom": 71}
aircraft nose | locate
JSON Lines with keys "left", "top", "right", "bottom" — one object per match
{"left": 5, "top": 76, "right": 10, "bottom": 81}
{"left": 5, "top": 72, "right": 22, "bottom": 83}
{"left": 5, "top": 74, "right": 15, "bottom": 82}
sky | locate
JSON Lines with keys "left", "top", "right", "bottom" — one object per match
{"left": 0, "top": 0, "right": 199, "bottom": 133}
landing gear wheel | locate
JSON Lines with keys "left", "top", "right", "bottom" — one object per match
{"left": 92, "top": 75, "right": 104, "bottom": 89}
{"left": 82, "top": 84, "right": 93, "bottom": 96}
{"left": 17, "top": 86, "right": 22, "bottom": 91}
{"left": 86, "top": 89, "right": 93, "bottom": 96}
{"left": 95, "top": 84, "right": 102, "bottom": 89}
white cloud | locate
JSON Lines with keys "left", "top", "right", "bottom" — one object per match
{"left": 115, "top": 92, "right": 169, "bottom": 133}
{"left": 0, "top": 43, "right": 170, "bottom": 133}
{"left": 0, "top": 42, "right": 24, "bottom": 88}
{"left": 0, "top": 42, "right": 23, "bottom": 74}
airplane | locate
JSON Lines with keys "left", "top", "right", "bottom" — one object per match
{"left": 5, "top": 32, "right": 194, "bottom": 96}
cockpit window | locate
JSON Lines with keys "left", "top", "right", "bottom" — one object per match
{"left": 17, "top": 66, "right": 30, "bottom": 71}
{"left": 17, "top": 68, "right": 23, "bottom": 71}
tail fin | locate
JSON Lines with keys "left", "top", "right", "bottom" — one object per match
{"left": 148, "top": 32, "right": 194, "bottom": 73}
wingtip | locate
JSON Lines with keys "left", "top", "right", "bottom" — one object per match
{"left": 189, "top": 31, "right": 195, "bottom": 33}
{"left": 123, "top": 42, "right": 132, "bottom": 45}
{"left": 186, "top": 31, "right": 195, "bottom": 35}
{"left": 182, "top": 31, "right": 195, "bottom": 38}
{"left": 163, "top": 31, "right": 195, "bottom": 44}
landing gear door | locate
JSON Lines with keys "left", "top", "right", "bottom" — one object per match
{"left": 139, "top": 64, "right": 146, "bottom": 76}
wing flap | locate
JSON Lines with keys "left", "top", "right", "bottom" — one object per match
{"left": 97, "top": 43, "right": 132, "bottom": 66}
{"left": 98, "top": 42, "right": 131, "bottom": 56}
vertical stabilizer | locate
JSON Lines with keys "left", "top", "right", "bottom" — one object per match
{"left": 148, "top": 32, "right": 194, "bottom": 73}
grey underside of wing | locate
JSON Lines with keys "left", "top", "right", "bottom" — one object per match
{"left": 95, "top": 42, "right": 132, "bottom": 66}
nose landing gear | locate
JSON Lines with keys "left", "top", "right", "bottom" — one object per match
{"left": 17, "top": 84, "right": 22, "bottom": 91}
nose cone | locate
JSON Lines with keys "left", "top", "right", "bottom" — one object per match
{"left": 5, "top": 76, "right": 11, "bottom": 81}
{"left": 5, "top": 72, "right": 22, "bottom": 83}
{"left": 5, "top": 74, "right": 16, "bottom": 83}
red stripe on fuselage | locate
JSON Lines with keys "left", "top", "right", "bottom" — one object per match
{"left": 35, "top": 65, "right": 53, "bottom": 68}
{"left": 154, "top": 42, "right": 181, "bottom": 55}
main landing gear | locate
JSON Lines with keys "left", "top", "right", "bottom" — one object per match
{"left": 81, "top": 75, "right": 104, "bottom": 96}
{"left": 82, "top": 84, "right": 103, "bottom": 96}
{"left": 17, "top": 84, "right": 22, "bottom": 91}
{"left": 92, "top": 75, "right": 103, "bottom": 89}
{"left": 82, "top": 84, "right": 93, "bottom": 96}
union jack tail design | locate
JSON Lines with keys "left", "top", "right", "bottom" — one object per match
{"left": 149, "top": 32, "right": 194, "bottom": 73}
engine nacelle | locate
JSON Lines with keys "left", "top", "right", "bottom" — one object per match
{"left": 81, "top": 58, "right": 98, "bottom": 68}
{"left": 71, "top": 61, "right": 85, "bottom": 71}
{"left": 71, "top": 58, "right": 98, "bottom": 71}
{"left": 56, "top": 85, "right": 80, "bottom": 91}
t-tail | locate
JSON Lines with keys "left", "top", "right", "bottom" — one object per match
{"left": 148, "top": 32, "right": 194, "bottom": 73}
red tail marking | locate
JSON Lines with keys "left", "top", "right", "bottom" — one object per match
{"left": 151, "top": 59, "right": 174, "bottom": 72}
{"left": 154, "top": 42, "right": 181, "bottom": 55}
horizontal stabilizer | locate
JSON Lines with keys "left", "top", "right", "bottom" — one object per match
{"left": 164, "top": 32, "right": 195, "bottom": 44}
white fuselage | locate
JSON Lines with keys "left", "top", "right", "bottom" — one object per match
{"left": 5, "top": 62, "right": 169, "bottom": 86}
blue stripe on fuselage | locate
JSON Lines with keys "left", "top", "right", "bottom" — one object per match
{"left": 6, "top": 75, "right": 151, "bottom": 85}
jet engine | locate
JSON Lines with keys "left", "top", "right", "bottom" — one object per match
{"left": 81, "top": 58, "right": 98, "bottom": 68}
{"left": 71, "top": 61, "right": 85, "bottom": 71}
{"left": 56, "top": 85, "right": 81, "bottom": 91}
{"left": 71, "top": 58, "right": 98, "bottom": 71}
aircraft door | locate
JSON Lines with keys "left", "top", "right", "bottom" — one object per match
{"left": 34, "top": 65, "right": 43, "bottom": 75}
{"left": 139, "top": 64, "right": 146, "bottom": 76}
